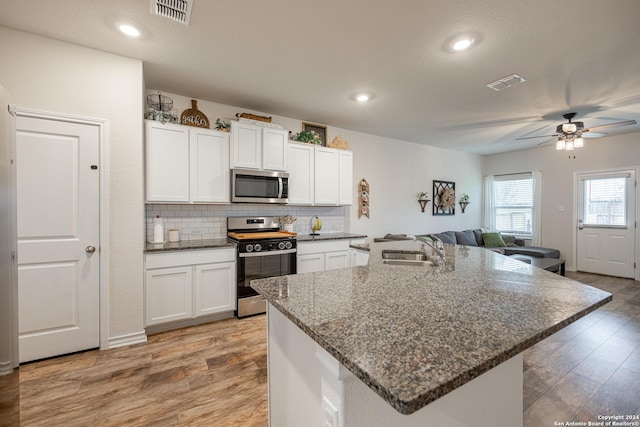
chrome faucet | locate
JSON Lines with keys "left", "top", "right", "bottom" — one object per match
{"left": 422, "top": 239, "right": 446, "bottom": 263}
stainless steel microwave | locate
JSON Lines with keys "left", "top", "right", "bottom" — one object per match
{"left": 232, "top": 169, "right": 289, "bottom": 204}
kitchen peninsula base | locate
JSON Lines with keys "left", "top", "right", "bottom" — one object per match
{"left": 268, "top": 305, "right": 523, "bottom": 427}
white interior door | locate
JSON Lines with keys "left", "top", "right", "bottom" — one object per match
{"left": 16, "top": 115, "right": 100, "bottom": 363}
{"left": 576, "top": 170, "right": 636, "bottom": 278}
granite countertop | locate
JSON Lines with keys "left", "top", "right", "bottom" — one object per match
{"left": 145, "top": 238, "right": 236, "bottom": 253}
{"left": 251, "top": 240, "right": 612, "bottom": 415}
{"left": 296, "top": 232, "right": 367, "bottom": 242}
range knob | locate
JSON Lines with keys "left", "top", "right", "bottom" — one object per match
{"left": 278, "top": 241, "right": 286, "bottom": 250}
{"left": 245, "top": 244, "right": 254, "bottom": 252}
{"left": 285, "top": 241, "right": 293, "bottom": 249}
{"left": 254, "top": 243, "right": 262, "bottom": 252}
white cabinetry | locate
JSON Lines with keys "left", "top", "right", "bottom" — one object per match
{"left": 297, "top": 239, "right": 361, "bottom": 274}
{"left": 145, "top": 248, "right": 236, "bottom": 327}
{"left": 145, "top": 120, "right": 229, "bottom": 203}
{"left": 314, "top": 147, "right": 339, "bottom": 205}
{"left": 288, "top": 143, "right": 353, "bottom": 206}
{"left": 287, "top": 142, "right": 315, "bottom": 205}
{"left": 231, "top": 121, "right": 288, "bottom": 171}
{"left": 339, "top": 150, "right": 353, "bottom": 205}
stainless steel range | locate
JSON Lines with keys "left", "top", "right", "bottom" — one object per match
{"left": 227, "top": 216, "right": 297, "bottom": 318}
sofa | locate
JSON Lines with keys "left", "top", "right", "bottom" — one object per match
{"left": 375, "top": 229, "right": 560, "bottom": 259}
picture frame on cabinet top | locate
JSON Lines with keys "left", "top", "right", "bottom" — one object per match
{"left": 302, "top": 122, "right": 327, "bottom": 146}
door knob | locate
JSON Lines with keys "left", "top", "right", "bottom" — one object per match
{"left": 85, "top": 245, "right": 96, "bottom": 253}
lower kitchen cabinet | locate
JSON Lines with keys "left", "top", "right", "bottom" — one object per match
{"left": 297, "top": 238, "right": 365, "bottom": 274}
{"left": 145, "top": 248, "right": 236, "bottom": 327}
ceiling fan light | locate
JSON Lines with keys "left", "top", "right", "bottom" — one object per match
{"left": 562, "top": 123, "right": 577, "bottom": 133}
{"left": 565, "top": 140, "right": 575, "bottom": 151}
{"left": 574, "top": 137, "right": 584, "bottom": 148}
{"left": 556, "top": 139, "right": 566, "bottom": 150}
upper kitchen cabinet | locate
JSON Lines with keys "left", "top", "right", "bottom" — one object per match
{"left": 338, "top": 150, "right": 353, "bottom": 205}
{"left": 288, "top": 143, "right": 353, "bottom": 206}
{"left": 145, "top": 120, "right": 229, "bottom": 204}
{"left": 287, "top": 142, "right": 315, "bottom": 205}
{"left": 231, "top": 120, "right": 288, "bottom": 171}
{"left": 314, "top": 147, "right": 339, "bottom": 205}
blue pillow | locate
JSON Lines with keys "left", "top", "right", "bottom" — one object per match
{"left": 455, "top": 230, "right": 478, "bottom": 246}
{"left": 430, "top": 231, "right": 456, "bottom": 245}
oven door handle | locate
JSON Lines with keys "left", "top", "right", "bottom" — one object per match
{"left": 239, "top": 248, "right": 297, "bottom": 258}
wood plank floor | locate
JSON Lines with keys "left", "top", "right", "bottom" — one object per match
{"left": 1, "top": 271, "right": 639, "bottom": 426}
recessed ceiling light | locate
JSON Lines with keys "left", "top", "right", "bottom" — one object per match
{"left": 356, "top": 94, "right": 370, "bottom": 102}
{"left": 119, "top": 24, "right": 140, "bottom": 38}
{"left": 452, "top": 37, "right": 474, "bottom": 51}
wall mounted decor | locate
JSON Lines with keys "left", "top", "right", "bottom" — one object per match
{"left": 358, "top": 178, "right": 370, "bottom": 218}
{"left": 180, "top": 99, "right": 209, "bottom": 128}
{"left": 417, "top": 192, "right": 430, "bottom": 212}
{"left": 302, "top": 122, "right": 327, "bottom": 146}
{"left": 433, "top": 180, "right": 456, "bottom": 215}
{"left": 459, "top": 193, "right": 470, "bottom": 213}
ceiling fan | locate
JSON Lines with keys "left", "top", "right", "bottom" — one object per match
{"left": 516, "top": 112, "right": 637, "bottom": 150}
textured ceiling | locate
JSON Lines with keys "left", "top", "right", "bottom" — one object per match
{"left": 1, "top": 0, "right": 639, "bottom": 154}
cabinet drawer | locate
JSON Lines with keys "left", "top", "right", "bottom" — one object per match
{"left": 297, "top": 240, "right": 350, "bottom": 255}
{"left": 146, "top": 248, "right": 235, "bottom": 269}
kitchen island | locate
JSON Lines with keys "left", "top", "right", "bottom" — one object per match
{"left": 251, "top": 240, "right": 612, "bottom": 426}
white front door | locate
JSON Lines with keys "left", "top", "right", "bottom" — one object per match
{"left": 16, "top": 115, "right": 100, "bottom": 363}
{"left": 576, "top": 170, "right": 636, "bottom": 278}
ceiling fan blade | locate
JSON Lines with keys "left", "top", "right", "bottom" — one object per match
{"left": 536, "top": 137, "right": 556, "bottom": 146}
{"left": 516, "top": 134, "right": 558, "bottom": 141}
{"left": 584, "top": 119, "right": 637, "bottom": 133}
{"left": 582, "top": 132, "right": 606, "bottom": 139}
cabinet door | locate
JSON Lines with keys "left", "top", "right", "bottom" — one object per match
{"left": 231, "top": 121, "right": 261, "bottom": 169}
{"left": 314, "top": 147, "right": 339, "bottom": 205}
{"left": 297, "top": 253, "right": 325, "bottom": 274}
{"left": 352, "top": 250, "right": 370, "bottom": 266}
{"left": 339, "top": 150, "right": 353, "bottom": 205}
{"left": 262, "top": 128, "right": 288, "bottom": 171}
{"left": 325, "top": 251, "right": 350, "bottom": 271}
{"left": 287, "top": 142, "right": 314, "bottom": 205}
{"left": 190, "top": 128, "right": 230, "bottom": 203}
{"left": 194, "top": 262, "right": 236, "bottom": 316}
{"left": 146, "top": 121, "right": 190, "bottom": 202}
{"left": 145, "top": 266, "right": 192, "bottom": 325}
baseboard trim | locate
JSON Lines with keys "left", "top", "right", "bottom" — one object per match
{"left": 0, "top": 359, "right": 15, "bottom": 376}
{"left": 107, "top": 331, "right": 148, "bottom": 349}
{"left": 145, "top": 311, "right": 235, "bottom": 335}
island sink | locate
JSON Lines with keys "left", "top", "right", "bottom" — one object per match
{"left": 381, "top": 250, "right": 432, "bottom": 266}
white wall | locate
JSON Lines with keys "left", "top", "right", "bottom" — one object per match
{"left": 0, "top": 27, "right": 145, "bottom": 344}
{"left": 483, "top": 133, "right": 640, "bottom": 271}
{"left": 147, "top": 90, "right": 484, "bottom": 240}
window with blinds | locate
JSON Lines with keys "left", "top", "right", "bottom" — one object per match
{"left": 494, "top": 173, "right": 533, "bottom": 235}
{"left": 581, "top": 175, "right": 628, "bottom": 227}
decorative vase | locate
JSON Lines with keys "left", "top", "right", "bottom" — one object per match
{"left": 284, "top": 224, "right": 294, "bottom": 232}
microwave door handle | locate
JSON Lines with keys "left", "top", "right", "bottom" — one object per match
{"left": 278, "top": 177, "right": 283, "bottom": 198}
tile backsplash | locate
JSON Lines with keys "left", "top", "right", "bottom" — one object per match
{"left": 146, "top": 204, "right": 346, "bottom": 242}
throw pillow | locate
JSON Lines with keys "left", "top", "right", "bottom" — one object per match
{"left": 430, "top": 231, "right": 457, "bottom": 245}
{"left": 473, "top": 229, "right": 484, "bottom": 246}
{"left": 455, "top": 230, "right": 478, "bottom": 246}
{"left": 482, "top": 232, "right": 506, "bottom": 247}
{"left": 502, "top": 235, "right": 518, "bottom": 247}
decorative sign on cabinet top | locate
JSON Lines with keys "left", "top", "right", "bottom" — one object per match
{"left": 181, "top": 99, "right": 210, "bottom": 128}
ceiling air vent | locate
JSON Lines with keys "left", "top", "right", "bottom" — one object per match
{"left": 151, "top": 0, "right": 193, "bottom": 25}
{"left": 486, "top": 74, "right": 526, "bottom": 91}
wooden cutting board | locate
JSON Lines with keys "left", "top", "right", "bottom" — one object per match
{"left": 228, "top": 231, "right": 297, "bottom": 240}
